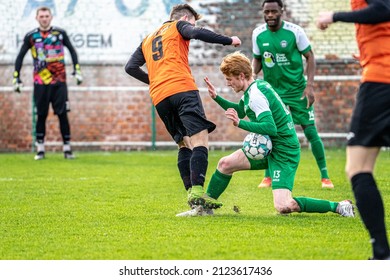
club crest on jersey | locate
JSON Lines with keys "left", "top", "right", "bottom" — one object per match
{"left": 263, "top": 51, "right": 275, "bottom": 68}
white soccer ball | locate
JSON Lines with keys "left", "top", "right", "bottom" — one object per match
{"left": 242, "top": 132, "right": 272, "bottom": 160}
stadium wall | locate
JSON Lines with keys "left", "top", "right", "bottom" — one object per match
{"left": 0, "top": 0, "right": 360, "bottom": 152}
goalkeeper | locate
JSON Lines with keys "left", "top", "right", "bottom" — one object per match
{"left": 13, "top": 6, "right": 83, "bottom": 160}
{"left": 182, "top": 51, "right": 354, "bottom": 218}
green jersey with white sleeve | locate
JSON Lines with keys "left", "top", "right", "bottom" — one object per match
{"left": 252, "top": 21, "right": 311, "bottom": 99}
{"left": 239, "top": 79, "right": 299, "bottom": 149}
{"left": 214, "top": 79, "right": 300, "bottom": 189}
{"left": 214, "top": 79, "right": 299, "bottom": 150}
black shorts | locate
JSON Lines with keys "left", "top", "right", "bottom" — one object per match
{"left": 34, "top": 83, "right": 69, "bottom": 116}
{"left": 347, "top": 82, "right": 390, "bottom": 147}
{"left": 155, "top": 90, "right": 216, "bottom": 144}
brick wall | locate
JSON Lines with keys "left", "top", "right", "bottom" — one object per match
{"left": 0, "top": 0, "right": 361, "bottom": 152}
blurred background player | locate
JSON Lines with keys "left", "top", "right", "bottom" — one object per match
{"left": 317, "top": 0, "right": 390, "bottom": 260}
{"left": 181, "top": 51, "right": 354, "bottom": 217}
{"left": 13, "top": 6, "right": 83, "bottom": 160}
{"left": 252, "top": 0, "right": 334, "bottom": 189}
{"left": 125, "top": 4, "right": 241, "bottom": 213}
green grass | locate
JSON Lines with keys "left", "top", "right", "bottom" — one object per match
{"left": 0, "top": 148, "right": 389, "bottom": 260}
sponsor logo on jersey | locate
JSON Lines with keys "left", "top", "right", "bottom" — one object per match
{"left": 263, "top": 51, "right": 275, "bottom": 68}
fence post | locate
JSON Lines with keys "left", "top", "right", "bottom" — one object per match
{"left": 151, "top": 102, "right": 156, "bottom": 150}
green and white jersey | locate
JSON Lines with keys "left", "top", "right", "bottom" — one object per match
{"left": 239, "top": 79, "right": 299, "bottom": 149}
{"left": 252, "top": 21, "right": 311, "bottom": 98}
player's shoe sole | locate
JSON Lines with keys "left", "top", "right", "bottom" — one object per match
{"left": 176, "top": 205, "right": 214, "bottom": 217}
{"left": 188, "top": 194, "right": 223, "bottom": 209}
{"left": 187, "top": 186, "right": 223, "bottom": 209}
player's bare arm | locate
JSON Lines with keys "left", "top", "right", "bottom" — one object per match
{"left": 252, "top": 57, "right": 262, "bottom": 77}
{"left": 302, "top": 50, "right": 315, "bottom": 108}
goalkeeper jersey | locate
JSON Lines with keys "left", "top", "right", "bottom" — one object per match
{"left": 15, "top": 26, "right": 78, "bottom": 85}
{"left": 252, "top": 21, "right": 311, "bottom": 98}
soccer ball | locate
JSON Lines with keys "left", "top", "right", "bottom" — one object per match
{"left": 242, "top": 133, "right": 272, "bottom": 160}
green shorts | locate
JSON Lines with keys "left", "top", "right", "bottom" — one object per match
{"left": 244, "top": 144, "right": 300, "bottom": 191}
{"left": 282, "top": 95, "right": 315, "bottom": 126}
{"left": 268, "top": 145, "right": 300, "bottom": 191}
{"left": 244, "top": 150, "right": 269, "bottom": 170}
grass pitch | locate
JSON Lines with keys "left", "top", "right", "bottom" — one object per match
{"left": 0, "top": 148, "right": 389, "bottom": 260}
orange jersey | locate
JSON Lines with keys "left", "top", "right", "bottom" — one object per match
{"left": 142, "top": 21, "right": 198, "bottom": 105}
{"left": 351, "top": 0, "right": 390, "bottom": 83}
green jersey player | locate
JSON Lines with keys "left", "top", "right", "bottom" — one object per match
{"left": 252, "top": 0, "right": 334, "bottom": 189}
{"left": 180, "top": 51, "right": 354, "bottom": 218}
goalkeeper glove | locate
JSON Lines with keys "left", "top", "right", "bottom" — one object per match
{"left": 13, "top": 71, "right": 23, "bottom": 93}
{"left": 72, "top": 64, "right": 83, "bottom": 85}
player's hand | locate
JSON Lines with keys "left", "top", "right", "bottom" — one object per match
{"left": 204, "top": 77, "right": 218, "bottom": 99}
{"left": 352, "top": 53, "right": 360, "bottom": 62}
{"left": 12, "top": 71, "right": 23, "bottom": 93}
{"left": 316, "top": 11, "right": 334, "bottom": 30}
{"left": 231, "top": 36, "right": 241, "bottom": 47}
{"left": 301, "top": 84, "right": 315, "bottom": 108}
{"left": 225, "top": 108, "right": 239, "bottom": 126}
{"left": 72, "top": 64, "right": 83, "bottom": 85}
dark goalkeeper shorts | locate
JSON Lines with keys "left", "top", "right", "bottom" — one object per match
{"left": 347, "top": 82, "right": 390, "bottom": 147}
{"left": 34, "top": 83, "right": 69, "bottom": 116}
{"left": 155, "top": 90, "right": 216, "bottom": 144}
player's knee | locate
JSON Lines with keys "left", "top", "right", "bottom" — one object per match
{"left": 274, "top": 204, "right": 293, "bottom": 214}
{"left": 274, "top": 199, "right": 298, "bottom": 214}
{"left": 217, "top": 156, "right": 233, "bottom": 173}
{"left": 345, "top": 165, "right": 360, "bottom": 180}
{"left": 273, "top": 201, "right": 292, "bottom": 214}
{"left": 303, "top": 125, "right": 320, "bottom": 142}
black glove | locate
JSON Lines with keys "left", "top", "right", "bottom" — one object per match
{"left": 72, "top": 64, "right": 83, "bottom": 85}
{"left": 13, "top": 71, "right": 23, "bottom": 93}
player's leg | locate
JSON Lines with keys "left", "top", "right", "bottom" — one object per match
{"left": 58, "top": 112, "right": 73, "bottom": 158}
{"left": 33, "top": 85, "right": 50, "bottom": 160}
{"left": 272, "top": 188, "right": 353, "bottom": 216}
{"left": 188, "top": 129, "right": 223, "bottom": 208}
{"left": 347, "top": 146, "right": 389, "bottom": 258}
{"left": 271, "top": 177, "right": 353, "bottom": 216}
{"left": 177, "top": 137, "right": 193, "bottom": 191}
{"left": 156, "top": 91, "right": 216, "bottom": 210}
{"left": 269, "top": 142, "right": 352, "bottom": 215}
{"left": 155, "top": 97, "right": 192, "bottom": 191}
{"left": 175, "top": 91, "right": 216, "bottom": 205}
{"left": 52, "top": 84, "right": 74, "bottom": 159}
{"left": 346, "top": 81, "right": 390, "bottom": 259}
{"left": 207, "top": 148, "right": 257, "bottom": 199}
{"left": 290, "top": 98, "right": 333, "bottom": 188}
{"left": 302, "top": 124, "right": 333, "bottom": 187}
{"left": 270, "top": 151, "right": 303, "bottom": 214}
